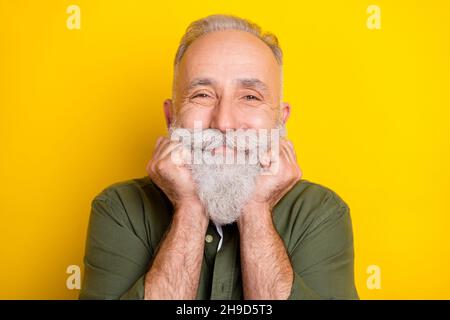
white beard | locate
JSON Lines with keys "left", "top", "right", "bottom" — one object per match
{"left": 169, "top": 125, "right": 282, "bottom": 226}
{"left": 189, "top": 163, "right": 262, "bottom": 225}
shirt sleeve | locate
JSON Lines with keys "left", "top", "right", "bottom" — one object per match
{"left": 287, "top": 189, "right": 359, "bottom": 300}
{"left": 79, "top": 190, "right": 152, "bottom": 300}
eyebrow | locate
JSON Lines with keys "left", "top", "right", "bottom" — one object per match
{"left": 237, "top": 78, "right": 270, "bottom": 95}
{"left": 187, "top": 77, "right": 270, "bottom": 96}
{"left": 188, "top": 77, "right": 217, "bottom": 91}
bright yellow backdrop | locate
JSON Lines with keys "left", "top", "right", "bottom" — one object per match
{"left": 1, "top": 0, "right": 449, "bottom": 299}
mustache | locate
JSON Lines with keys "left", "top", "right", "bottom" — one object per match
{"left": 169, "top": 127, "right": 278, "bottom": 152}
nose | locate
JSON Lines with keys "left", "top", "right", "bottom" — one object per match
{"left": 209, "top": 96, "right": 240, "bottom": 132}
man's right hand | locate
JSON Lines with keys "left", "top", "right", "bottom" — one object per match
{"left": 146, "top": 136, "right": 203, "bottom": 213}
{"left": 144, "top": 136, "right": 208, "bottom": 299}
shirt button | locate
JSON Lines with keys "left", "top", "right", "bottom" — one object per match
{"left": 205, "top": 234, "right": 213, "bottom": 243}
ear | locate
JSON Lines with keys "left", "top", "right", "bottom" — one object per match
{"left": 163, "top": 99, "right": 174, "bottom": 128}
{"left": 280, "top": 102, "right": 291, "bottom": 125}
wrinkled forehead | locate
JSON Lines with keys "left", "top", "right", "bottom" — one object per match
{"left": 175, "top": 30, "right": 282, "bottom": 92}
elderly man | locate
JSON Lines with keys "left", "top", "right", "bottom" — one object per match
{"left": 80, "top": 14, "right": 358, "bottom": 300}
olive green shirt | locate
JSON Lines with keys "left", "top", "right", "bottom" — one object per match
{"left": 80, "top": 177, "right": 358, "bottom": 300}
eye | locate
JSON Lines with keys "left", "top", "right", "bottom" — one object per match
{"left": 243, "top": 95, "right": 261, "bottom": 101}
{"left": 192, "top": 93, "right": 211, "bottom": 99}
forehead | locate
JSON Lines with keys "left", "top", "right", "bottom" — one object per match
{"left": 177, "top": 30, "right": 281, "bottom": 88}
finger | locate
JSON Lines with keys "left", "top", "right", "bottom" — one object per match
{"left": 170, "top": 144, "right": 192, "bottom": 166}
{"left": 286, "top": 140, "right": 298, "bottom": 162}
{"left": 149, "top": 142, "right": 184, "bottom": 174}
{"left": 149, "top": 138, "right": 172, "bottom": 173}
{"left": 156, "top": 136, "right": 165, "bottom": 148}
{"left": 283, "top": 140, "right": 302, "bottom": 178}
{"left": 280, "top": 144, "right": 292, "bottom": 166}
{"left": 264, "top": 146, "right": 281, "bottom": 175}
{"left": 159, "top": 141, "right": 184, "bottom": 160}
{"left": 152, "top": 136, "right": 169, "bottom": 158}
{"left": 282, "top": 140, "right": 297, "bottom": 164}
{"left": 260, "top": 149, "right": 272, "bottom": 168}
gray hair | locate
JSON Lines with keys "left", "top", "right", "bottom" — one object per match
{"left": 174, "top": 14, "right": 283, "bottom": 67}
{"left": 171, "top": 14, "right": 285, "bottom": 113}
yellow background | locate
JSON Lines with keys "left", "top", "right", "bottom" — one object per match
{"left": 1, "top": 0, "right": 449, "bottom": 299}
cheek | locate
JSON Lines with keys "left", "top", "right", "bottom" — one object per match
{"left": 176, "top": 107, "right": 212, "bottom": 128}
{"left": 240, "top": 108, "right": 279, "bottom": 129}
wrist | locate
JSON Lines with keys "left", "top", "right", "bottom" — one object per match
{"left": 244, "top": 199, "right": 271, "bottom": 211}
{"left": 174, "top": 198, "right": 204, "bottom": 212}
{"left": 238, "top": 200, "right": 273, "bottom": 230}
{"left": 173, "top": 201, "right": 209, "bottom": 231}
